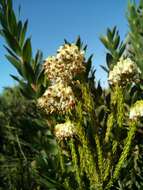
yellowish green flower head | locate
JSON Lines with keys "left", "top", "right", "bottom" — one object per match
{"left": 129, "top": 100, "right": 143, "bottom": 120}
{"left": 54, "top": 120, "right": 76, "bottom": 140}
{"left": 108, "top": 57, "right": 141, "bottom": 86}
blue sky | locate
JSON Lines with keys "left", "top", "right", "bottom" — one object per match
{"left": 0, "top": 0, "right": 139, "bottom": 92}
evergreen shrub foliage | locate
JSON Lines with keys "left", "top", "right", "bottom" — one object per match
{"left": 0, "top": 0, "right": 143, "bottom": 189}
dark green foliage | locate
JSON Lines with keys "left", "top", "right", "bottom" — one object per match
{"left": 0, "top": 0, "right": 143, "bottom": 189}
{"left": 100, "top": 27, "right": 126, "bottom": 71}
{"left": 0, "top": 87, "right": 63, "bottom": 190}
{"left": 0, "top": 0, "right": 48, "bottom": 99}
{"left": 127, "top": 0, "right": 143, "bottom": 86}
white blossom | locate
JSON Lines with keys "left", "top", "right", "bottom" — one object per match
{"left": 108, "top": 58, "right": 141, "bottom": 86}
{"left": 54, "top": 120, "right": 76, "bottom": 140}
{"left": 37, "top": 81, "right": 75, "bottom": 114}
{"left": 129, "top": 100, "right": 143, "bottom": 120}
{"left": 43, "top": 44, "right": 85, "bottom": 83}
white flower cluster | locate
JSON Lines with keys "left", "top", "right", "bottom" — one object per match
{"left": 108, "top": 58, "right": 141, "bottom": 86}
{"left": 129, "top": 100, "right": 143, "bottom": 120}
{"left": 54, "top": 120, "right": 76, "bottom": 140}
{"left": 37, "top": 81, "right": 75, "bottom": 114}
{"left": 37, "top": 43, "right": 85, "bottom": 114}
{"left": 43, "top": 44, "right": 85, "bottom": 83}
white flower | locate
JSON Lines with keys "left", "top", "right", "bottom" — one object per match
{"left": 54, "top": 120, "right": 76, "bottom": 140}
{"left": 108, "top": 58, "right": 141, "bottom": 86}
{"left": 129, "top": 100, "right": 143, "bottom": 120}
{"left": 37, "top": 81, "right": 75, "bottom": 114}
{"left": 43, "top": 44, "right": 85, "bottom": 83}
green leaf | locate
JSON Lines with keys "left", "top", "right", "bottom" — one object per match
{"left": 10, "top": 74, "right": 21, "bottom": 82}
{"left": 85, "top": 54, "right": 93, "bottom": 76}
{"left": 17, "top": 21, "right": 22, "bottom": 41}
{"left": 7, "top": 0, "right": 13, "bottom": 9}
{"left": 36, "top": 69, "right": 45, "bottom": 85}
{"left": 19, "top": 83, "right": 36, "bottom": 99}
{"left": 113, "top": 35, "right": 120, "bottom": 49}
{"left": 106, "top": 53, "right": 113, "bottom": 68}
{"left": 100, "top": 36, "right": 110, "bottom": 49}
{"left": 20, "top": 19, "right": 28, "bottom": 46}
{"left": 76, "top": 36, "right": 81, "bottom": 49}
{"left": 107, "top": 28, "right": 113, "bottom": 41}
{"left": 2, "top": 29, "right": 21, "bottom": 55}
{"left": 119, "top": 44, "right": 126, "bottom": 57}
{"left": 0, "top": 11, "right": 7, "bottom": 29}
{"left": 35, "top": 64, "right": 42, "bottom": 80}
{"left": 0, "top": 0, "right": 6, "bottom": 8}
{"left": 8, "top": 9, "right": 17, "bottom": 35}
{"left": 6, "top": 55, "right": 22, "bottom": 76}
{"left": 35, "top": 174, "right": 65, "bottom": 189}
{"left": 83, "top": 44, "right": 87, "bottom": 51}
{"left": 64, "top": 39, "right": 70, "bottom": 44}
{"left": 34, "top": 50, "right": 43, "bottom": 70}
{"left": 23, "top": 38, "right": 32, "bottom": 63}
{"left": 21, "top": 62, "right": 35, "bottom": 83}
{"left": 97, "top": 81, "right": 103, "bottom": 96}
{"left": 4, "top": 45, "right": 19, "bottom": 60}
{"left": 100, "top": 65, "right": 109, "bottom": 73}
{"left": 129, "top": 5, "right": 137, "bottom": 19}
{"left": 112, "top": 26, "right": 117, "bottom": 37}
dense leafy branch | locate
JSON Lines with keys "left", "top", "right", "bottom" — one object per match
{"left": 100, "top": 27, "right": 126, "bottom": 72}
{"left": 127, "top": 0, "right": 143, "bottom": 78}
{"left": 0, "top": 0, "right": 48, "bottom": 99}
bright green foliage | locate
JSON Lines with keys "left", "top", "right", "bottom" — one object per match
{"left": 111, "top": 86, "right": 124, "bottom": 128}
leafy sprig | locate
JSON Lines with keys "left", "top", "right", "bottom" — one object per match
{"left": 0, "top": 0, "right": 48, "bottom": 99}
{"left": 100, "top": 27, "right": 126, "bottom": 72}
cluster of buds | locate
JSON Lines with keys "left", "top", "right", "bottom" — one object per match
{"left": 37, "top": 81, "right": 75, "bottom": 114}
{"left": 43, "top": 44, "right": 85, "bottom": 83}
{"left": 108, "top": 58, "right": 141, "bottom": 86}
{"left": 54, "top": 120, "right": 76, "bottom": 140}
{"left": 129, "top": 100, "right": 143, "bottom": 121}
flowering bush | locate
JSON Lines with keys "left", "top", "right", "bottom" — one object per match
{"left": 44, "top": 44, "right": 85, "bottom": 83}
{"left": 37, "top": 80, "right": 75, "bottom": 114}
{"left": 0, "top": 0, "right": 143, "bottom": 190}
{"left": 54, "top": 120, "right": 76, "bottom": 140}
{"left": 129, "top": 100, "right": 143, "bottom": 120}
{"left": 108, "top": 57, "right": 141, "bottom": 86}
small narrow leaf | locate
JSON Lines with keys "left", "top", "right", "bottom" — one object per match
{"left": 21, "top": 62, "right": 35, "bottom": 83}
{"left": 23, "top": 38, "right": 32, "bottom": 63}
{"left": 119, "top": 44, "right": 126, "bottom": 57}
{"left": 76, "top": 36, "right": 81, "bottom": 49}
{"left": 113, "top": 35, "right": 120, "bottom": 49}
{"left": 64, "top": 39, "right": 70, "bottom": 44}
{"left": 20, "top": 19, "right": 28, "bottom": 46}
{"left": 112, "top": 26, "right": 117, "bottom": 37}
{"left": 4, "top": 45, "right": 19, "bottom": 60}
{"left": 3, "top": 29, "right": 21, "bottom": 55}
{"left": 100, "top": 36, "right": 110, "bottom": 49}
{"left": 85, "top": 54, "right": 93, "bottom": 76}
{"left": 83, "top": 44, "right": 87, "bottom": 51}
{"left": 100, "top": 65, "right": 109, "bottom": 73}
{"left": 6, "top": 55, "right": 22, "bottom": 75}
{"left": 107, "top": 28, "right": 113, "bottom": 41}
{"left": 17, "top": 21, "right": 22, "bottom": 41}
{"left": 10, "top": 74, "right": 21, "bottom": 82}
{"left": 106, "top": 53, "right": 113, "bottom": 68}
